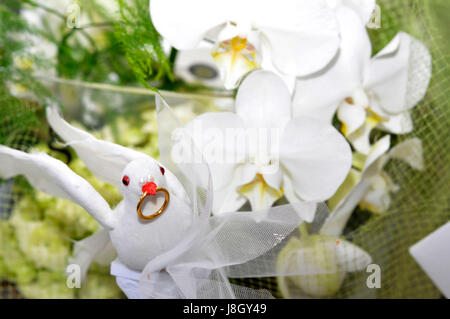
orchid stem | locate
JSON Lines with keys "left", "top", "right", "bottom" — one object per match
{"left": 298, "top": 222, "right": 309, "bottom": 239}
{"left": 35, "top": 76, "right": 234, "bottom": 101}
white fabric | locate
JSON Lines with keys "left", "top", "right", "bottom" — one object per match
{"left": 410, "top": 222, "right": 450, "bottom": 299}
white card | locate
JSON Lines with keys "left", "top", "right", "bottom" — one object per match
{"left": 409, "top": 222, "right": 450, "bottom": 298}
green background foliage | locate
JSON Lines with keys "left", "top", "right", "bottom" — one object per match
{"left": 0, "top": 0, "right": 449, "bottom": 298}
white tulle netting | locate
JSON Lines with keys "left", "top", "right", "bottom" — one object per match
{"left": 71, "top": 95, "right": 373, "bottom": 299}
{"left": 138, "top": 97, "right": 370, "bottom": 298}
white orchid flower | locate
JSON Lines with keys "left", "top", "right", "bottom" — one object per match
{"left": 183, "top": 71, "right": 352, "bottom": 221}
{"left": 293, "top": 6, "right": 431, "bottom": 154}
{"left": 150, "top": 0, "right": 342, "bottom": 89}
{"left": 276, "top": 233, "right": 372, "bottom": 298}
{"left": 321, "top": 136, "right": 424, "bottom": 236}
{"left": 359, "top": 137, "right": 424, "bottom": 213}
{"left": 327, "top": 0, "right": 378, "bottom": 27}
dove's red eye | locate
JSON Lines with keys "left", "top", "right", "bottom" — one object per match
{"left": 122, "top": 175, "right": 130, "bottom": 186}
{"left": 160, "top": 166, "right": 165, "bottom": 175}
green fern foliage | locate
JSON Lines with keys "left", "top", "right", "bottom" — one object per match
{"left": 115, "top": 0, "right": 173, "bottom": 88}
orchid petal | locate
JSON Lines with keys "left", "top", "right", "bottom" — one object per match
{"left": 364, "top": 32, "right": 432, "bottom": 114}
{"left": 213, "top": 49, "right": 258, "bottom": 90}
{"left": 261, "top": 28, "right": 339, "bottom": 78}
{"left": 212, "top": 34, "right": 261, "bottom": 90}
{"left": 293, "top": 7, "right": 371, "bottom": 122}
{"left": 341, "top": 0, "right": 376, "bottom": 25}
{"left": 213, "top": 162, "right": 260, "bottom": 215}
{"left": 280, "top": 117, "right": 352, "bottom": 202}
{"left": 363, "top": 137, "right": 423, "bottom": 180}
{"left": 337, "top": 102, "right": 366, "bottom": 136}
{"left": 359, "top": 187, "right": 392, "bottom": 214}
{"left": 184, "top": 112, "right": 246, "bottom": 190}
{"left": 352, "top": 88, "right": 370, "bottom": 107}
{"left": 263, "top": 169, "right": 283, "bottom": 190}
{"left": 321, "top": 136, "right": 391, "bottom": 236}
{"left": 282, "top": 176, "right": 317, "bottom": 223}
{"left": 347, "top": 117, "right": 378, "bottom": 155}
{"left": 362, "top": 135, "right": 391, "bottom": 174}
{"left": 215, "top": 23, "right": 244, "bottom": 43}
{"left": 259, "top": 37, "right": 298, "bottom": 94}
{"left": 256, "top": 0, "right": 339, "bottom": 77}
{"left": 369, "top": 173, "right": 395, "bottom": 191}
{"left": 388, "top": 138, "right": 424, "bottom": 171}
{"left": 335, "top": 238, "right": 372, "bottom": 272}
{"left": 235, "top": 71, "right": 291, "bottom": 130}
{"left": 377, "top": 111, "right": 413, "bottom": 135}
{"left": 212, "top": 168, "right": 248, "bottom": 215}
{"left": 150, "top": 0, "right": 227, "bottom": 50}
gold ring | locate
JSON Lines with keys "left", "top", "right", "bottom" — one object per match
{"left": 136, "top": 187, "right": 170, "bottom": 220}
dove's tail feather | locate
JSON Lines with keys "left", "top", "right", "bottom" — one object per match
{"left": 69, "top": 228, "right": 116, "bottom": 282}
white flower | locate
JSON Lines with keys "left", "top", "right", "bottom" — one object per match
{"left": 293, "top": 6, "right": 431, "bottom": 154}
{"left": 359, "top": 137, "right": 424, "bottom": 213}
{"left": 184, "top": 71, "right": 352, "bottom": 220}
{"left": 321, "top": 136, "right": 424, "bottom": 236}
{"left": 327, "top": 0, "right": 379, "bottom": 27}
{"left": 150, "top": 0, "right": 342, "bottom": 89}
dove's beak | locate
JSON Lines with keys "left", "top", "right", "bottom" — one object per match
{"left": 142, "top": 181, "right": 157, "bottom": 196}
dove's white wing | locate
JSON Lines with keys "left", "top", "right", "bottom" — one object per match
{"left": 46, "top": 106, "right": 148, "bottom": 189}
{"left": 69, "top": 228, "right": 116, "bottom": 282}
{"left": 0, "top": 146, "right": 115, "bottom": 230}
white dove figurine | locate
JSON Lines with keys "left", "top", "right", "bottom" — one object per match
{"left": 0, "top": 106, "right": 192, "bottom": 272}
